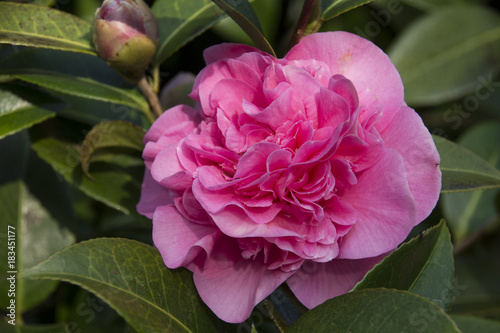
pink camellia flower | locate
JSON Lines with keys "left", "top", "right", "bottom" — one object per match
{"left": 137, "top": 31, "right": 441, "bottom": 323}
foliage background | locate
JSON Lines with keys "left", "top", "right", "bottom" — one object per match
{"left": 0, "top": 0, "right": 500, "bottom": 332}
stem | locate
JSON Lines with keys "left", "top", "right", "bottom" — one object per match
{"left": 289, "top": 0, "right": 317, "bottom": 49}
{"left": 152, "top": 65, "right": 160, "bottom": 94}
{"left": 138, "top": 76, "right": 163, "bottom": 120}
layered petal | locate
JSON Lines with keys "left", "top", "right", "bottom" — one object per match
{"left": 136, "top": 169, "right": 175, "bottom": 218}
{"left": 285, "top": 31, "right": 404, "bottom": 132}
{"left": 339, "top": 149, "right": 417, "bottom": 259}
{"left": 153, "top": 205, "right": 218, "bottom": 268}
{"left": 193, "top": 236, "right": 294, "bottom": 323}
{"left": 380, "top": 106, "right": 441, "bottom": 222}
{"left": 287, "top": 255, "right": 384, "bottom": 309}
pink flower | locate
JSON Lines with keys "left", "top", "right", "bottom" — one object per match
{"left": 137, "top": 31, "right": 441, "bottom": 323}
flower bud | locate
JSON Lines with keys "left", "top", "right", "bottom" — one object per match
{"left": 93, "top": 0, "right": 159, "bottom": 81}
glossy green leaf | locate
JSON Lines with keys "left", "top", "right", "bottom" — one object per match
{"left": 152, "top": 0, "right": 225, "bottom": 65}
{"left": 211, "top": 0, "right": 275, "bottom": 56}
{"left": 0, "top": 48, "right": 131, "bottom": 88}
{"left": 31, "top": 137, "right": 144, "bottom": 217}
{"left": 442, "top": 123, "right": 500, "bottom": 242}
{"left": 451, "top": 315, "right": 500, "bottom": 333}
{"left": 0, "top": 85, "right": 58, "bottom": 139}
{"left": 0, "top": 132, "right": 75, "bottom": 315}
{"left": 22, "top": 238, "right": 218, "bottom": 333}
{"left": 13, "top": 74, "right": 149, "bottom": 115}
{"left": 48, "top": 92, "right": 149, "bottom": 128}
{"left": 288, "top": 289, "right": 460, "bottom": 333}
{"left": 433, "top": 135, "right": 500, "bottom": 193}
{"left": 0, "top": 3, "right": 96, "bottom": 55}
{"left": 389, "top": 5, "right": 500, "bottom": 107}
{"left": 354, "top": 221, "right": 454, "bottom": 310}
{"left": 80, "top": 121, "right": 145, "bottom": 177}
{"left": 321, "top": 0, "right": 375, "bottom": 20}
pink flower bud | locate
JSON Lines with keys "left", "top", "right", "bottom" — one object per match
{"left": 93, "top": 0, "right": 159, "bottom": 81}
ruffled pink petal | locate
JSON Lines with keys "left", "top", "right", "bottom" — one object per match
{"left": 380, "top": 106, "right": 441, "bottom": 222}
{"left": 190, "top": 59, "right": 263, "bottom": 117}
{"left": 339, "top": 149, "right": 417, "bottom": 259}
{"left": 153, "top": 205, "right": 219, "bottom": 268}
{"left": 193, "top": 236, "right": 294, "bottom": 323}
{"left": 151, "top": 144, "right": 192, "bottom": 191}
{"left": 287, "top": 255, "right": 384, "bottom": 309}
{"left": 143, "top": 104, "right": 200, "bottom": 144}
{"left": 285, "top": 31, "right": 404, "bottom": 132}
{"left": 136, "top": 169, "right": 175, "bottom": 218}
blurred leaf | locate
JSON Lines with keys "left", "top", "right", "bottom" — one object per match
{"left": 0, "top": 3, "right": 96, "bottom": 55}
{"left": 31, "top": 137, "right": 144, "bottom": 217}
{"left": 12, "top": 74, "right": 149, "bottom": 115}
{"left": 442, "top": 123, "right": 500, "bottom": 242}
{"left": 0, "top": 132, "right": 75, "bottom": 314}
{"left": 73, "top": 0, "right": 101, "bottom": 22}
{"left": 212, "top": 0, "right": 275, "bottom": 56}
{"left": 23, "top": 238, "right": 219, "bottom": 333}
{"left": 433, "top": 135, "right": 500, "bottom": 193}
{"left": 389, "top": 5, "right": 500, "bottom": 107}
{"left": 288, "top": 289, "right": 460, "bottom": 333}
{"left": 452, "top": 231, "right": 500, "bottom": 319}
{"left": 400, "top": 0, "right": 477, "bottom": 12}
{"left": 321, "top": 0, "right": 375, "bottom": 20}
{"left": 152, "top": 0, "right": 225, "bottom": 65}
{"left": 354, "top": 220, "right": 454, "bottom": 310}
{"left": 451, "top": 315, "right": 500, "bottom": 333}
{"left": 81, "top": 121, "right": 145, "bottom": 177}
{"left": 32, "top": 0, "right": 58, "bottom": 6}
{"left": 0, "top": 85, "right": 57, "bottom": 139}
{"left": 0, "top": 321, "right": 70, "bottom": 333}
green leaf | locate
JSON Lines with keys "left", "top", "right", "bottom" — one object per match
{"left": 31, "top": 0, "right": 58, "bottom": 6}
{"left": 288, "top": 289, "right": 460, "bottom": 333}
{"left": 321, "top": 0, "right": 376, "bottom": 20}
{"left": 451, "top": 315, "right": 500, "bottom": 333}
{"left": 0, "top": 3, "right": 96, "bottom": 55}
{"left": 211, "top": 0, "right": 275, "bottom": 56}
{"left": 0, "top": 48, "right": 131, "bottom": 88}
{"left": 400, "top": 0, "right": 477, "bottom": 12}
{"left": 433, "top": 135, "right": 500, "bottom": 193}
{"left": 12, "top": 74, "right": 149, "bottom": 115}
{"left": 0, "top": 84, "right": 57, "bottom": 139}
{"left": 0, "top": 321, "right": 70, "bottom": 333}
{"left": 81, "top": 121, "right": 145, "bottom": 177}
{"left": 452, "top": 231, "right": 500, "bottom": 318}
{"left": 48, "top": 92, "right": 150, "bottom": 128}
{"left": 389, "top": 5, "right": 500, "bottom": 107}
{"left": 152, "top": 0, "right": 225, "bottom": 65}
{"left": 31, "top": 137, "right": 144, "bottom": 217}
{"left": 442, "top": 123, "right": 500, "bottom": 242}
{"left": 22, "top": 238, "right": 218, "bottom": 333}
{"left": 0, "top": 132, "right": 75, "bottom": 314}
{"left": 354, "top": 220, "right": 455, "bottom": 310}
